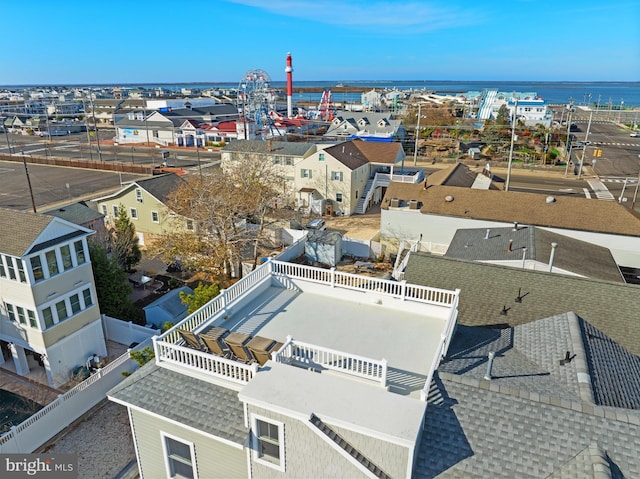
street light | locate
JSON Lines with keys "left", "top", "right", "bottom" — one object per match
{"left": 563, "top": 102, "right": 575, "bottom": 177}
{"left": 131, "top": 147, "right": 135, "bottom": 164}
{"left": 618, "top": 99, "right": 624, "bottom": 123}
{"left": 577, "top": 110, "right": 593, "bottom": 179}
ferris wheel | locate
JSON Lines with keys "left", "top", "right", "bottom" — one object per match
{"left": 237, "top": 69, "right": 277, "bottom": 128}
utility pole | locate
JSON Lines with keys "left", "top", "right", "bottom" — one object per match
{"left": 413, "top": 103, "right": 422, "bottom": 166}
{"left": 89, "top": 93, "right": 103, "bottom": 161}
{"left": 22, "top": 153, "right": 37, "bottom": 213}
{"left": 577, "top": 110, "right": 593, "bottom": 179}
{"left": 564, "top": 103, "right": 574, "bottom": 177}
{"left": 631, "top": 171, "right": 640, "bottom": 211}
{"left": 82, "top": 93, "right": 94, "bottom": 162}
{"left": 505, "top": 99, "right": 519, "bottom": 192}
{"left": 3, "top": 125, "right": 12, "bottom": 157}
{"left": 197, "top": 148, "right": 202, "bottom": 179}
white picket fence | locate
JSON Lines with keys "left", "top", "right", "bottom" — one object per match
{"left": 0, "top": 339, "right": 148, "bottom": 453}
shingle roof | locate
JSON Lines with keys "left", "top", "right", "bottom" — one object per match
{"left": 445, "top": 225, "right": 623, "bottom": 282}
{"left": 426, "top": 163, "right": 483, "bottom": 188}
{"left": 403, "top": 254, "right": 640, "bottom": 355}
{"left": 383, "top": 182, "right": 640, "bottom": 236}
{"left": 222, "top": 140, "right": 315, "bottom": 157}
{"left": 134, "top": 173, "right": 184, "bottom": 203}
{"left": 351, "top": 139, "right": 403, "bottom": 164}
{"left": 415, "top": 377, "right": 640, "bottom": 478}
{"left": 108, "top": 362, "right": 247, "bottom": 444}
{"left": 42, "top": 201, "right": 104, "bottom": 226}
{"left": 324, "top": 141, "right": 369, "bottom": 170}
{"left": 0, "top": 207, "right": 54, "bottom": 256}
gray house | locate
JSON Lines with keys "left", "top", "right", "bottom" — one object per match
{"left": 109, "top": 260, "right": 460, "bottom": 479}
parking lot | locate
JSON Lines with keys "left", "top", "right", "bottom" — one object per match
{"left": 0, "top": 159, "right": 146, "bottom": 211}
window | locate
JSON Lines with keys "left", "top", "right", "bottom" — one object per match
{"left": 113, "top": 205, "right": 119, "bottom": 217}
{"left": 60, "top": 245, "right": 73, "bottom": 271}
{"left": 163, "top": 435, "right": 195, "bottom": 479}
{"left": 55, "top": 301, "right": 68, "bottom": 322}
{"left": 70, "top": 294, "right": 81, "bottom": 314}
{"left": 31, "top": 256, "right": 44, "bottom": 282}
{"left": 0, "top": 256, "right": 5, "bottom": 278}
{"left": 16, "top": 260, "right": 26, "bottom": 282}
{"left": 28, "top": 310, "right": 37, "bottom": 328}
{"left": 82, "top": 289, "right": 93, "bottom": 307}
{"left": 331, "top": 171, "right": 343, "bottom": 181}
{"left": 130, "top": 207, "right": 138, "bottom": 219}
{"left": 101, "top": 204, "right": 107, "bottom": 216}
{"left": 284, "top": 158, "right": 293, "bottom": 166}
{"left": 7, "top": 257, "right": 16, "bottom": 280}
{"left": 74, "top": 240, "right": 86, "bottom": 265}
{"left": 301, "top": 169, "right": 312, "bottom": 179}
{"left": 319, "top": 153, "right": 325, "bottom": 161}
{"left": 135, "top": 188, "right": 143, "bottom": 202}
{"left": 43, "top": 307, "right": 54, "bottom": 328}
{"left": 336, "top": 193, "right": 343, "bottom": 203}
{"left": 151, "top": 211, "right": 159, "bottom": 223}
{"left": 46, "top": 250, "right": 59, "bottom": 276}
{"left": 252, "top": 416, "right": 284, "bottom": 471}
{"left": 5, "top": 303, "right": 16, "bottom": 322}
{"left": 16, "top": 306, "right": 26, "bottom": 325}
{"left": 186, "top": 219, "right": 194, "bottom": 231}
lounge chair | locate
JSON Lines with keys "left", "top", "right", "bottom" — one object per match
{"left": 200, "top": 332, "right": 232, "bottom": 359}
{"left": 223, "top": 332, "right": 256, "bottom": 364}
{"left": 177, "top": 328, "right": 204, "bottom": 351}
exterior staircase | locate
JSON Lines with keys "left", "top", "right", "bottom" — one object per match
{"left": 355, "top": 178, "right": 375, "bottom": 214}
{"left": 478, "top": 89, "right": 498, "bottom": 120}
{"left": 309, "top": 414, "right": 391, "bottom": 479}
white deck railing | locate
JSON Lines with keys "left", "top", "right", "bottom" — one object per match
{"left": 273, "top": 336, "right": 387, "bottom": 387}
{"left": 155, "top": 340, "right": 258, "bottom": 385}
{"left": 154, "top": 260, "right": 458, "bottom": 386}
{"left": 420, "top": 290, "right": 460, "bottom": 401}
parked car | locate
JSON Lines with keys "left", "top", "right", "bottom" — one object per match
{"left": 305, "top": 218, "right": 326, "bottom": 231}
{"left": 630, "top": 132, "right": 639, "bottom": 137}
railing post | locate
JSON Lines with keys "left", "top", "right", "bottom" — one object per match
{"left": 380, "top": 358, "right": 388, "bottom": 388}
{"left": 330, "top": 267, "right": 336, "bottom": 288}
{"left": 152, "top": 335, "right": 160, "bottom": 365}
{"left": 220, "top": 288, "right": 227, "bottom": 314}
{"left": 401, "top": 280, "right": 407, "bottom": 301}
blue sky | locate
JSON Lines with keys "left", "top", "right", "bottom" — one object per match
{"left": 1, "top": 0, "right": 638, "bottom": 85}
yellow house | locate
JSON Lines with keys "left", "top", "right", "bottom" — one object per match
{"left": 92, "top": 173, "right": 190, "bottom": 247}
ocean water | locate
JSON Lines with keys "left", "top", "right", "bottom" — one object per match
{"left": 131, "top": 80, "right": 640, "bottom": 107}
{"left": 4, "top": 80, "right": 638, "bottom": 106}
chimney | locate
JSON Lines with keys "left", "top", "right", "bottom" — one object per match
{"left": 267, "top": 138, "right": 272, "bottom": 152}
{"left": 484, "top": 351, "right": 496, "bottom": 380}
{"left": 548, "top": 242, "right": 558, "bottom": 272}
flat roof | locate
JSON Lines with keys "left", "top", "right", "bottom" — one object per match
{"left": 201, "top": 284, "right": 448, "bottom": 396}
{"left": 239, "top": 361, "right": 426, "bottom": 445}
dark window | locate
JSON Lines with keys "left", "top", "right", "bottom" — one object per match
{"left": 56, "top": 301, "right": 68, "bottom": 322}
{"left": 74, "top": 240, "right": 86, "bottom": 265}
{"left": 31, "top": 256, "right": 44, "bottom": 282}
{"left": 60, "top": 245, "right": 73, "bottom": 271}
{"left": 43, "top": 307, "right": 54, "bottom": 328}
{"left": 70, "top": 294, "right": 81, "bottom": 314}
{"left": 83, "top": 289, "right": 93, "bottom": 307}
{"left": 256, "top": 419, "right": 281, "bottom": 464}
{"left": 46, "top": 250, "right": 59, "bottom": 276}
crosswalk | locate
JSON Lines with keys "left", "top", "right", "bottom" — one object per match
{"left": 600, "top": 177, "right": 639, "bottom": 184}
{"left": 591, "top": 141, "right": 639, "bottom": 147}
{"left": 586, "top": 179, "right": 615, "bottom": 200}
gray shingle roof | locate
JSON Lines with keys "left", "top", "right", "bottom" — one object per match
{"left": 415, "top": 377, "right": 640, "bottom": 478}
{"left": 426, "top": 163, "right": 479, "bottom": 188}
{"left": 0, "top": 207, "right": 54, "bottom": 256}
{"left": 403, "top": 254, "right": 640, "bottom": 356}
{"left": 134, "top": 173, "right": 184, "bottom": 203}
{"left": 222, "top": 139, "right": 315, "bottom": 157}
{"left": 42, "top": 201, "right": 104, "bottom": 226}
{"left": 108, "top": 362, "right": 246, "bottom": 445}
{"left": 445, "top": 226, "right": 623, "bottom": 282}
{"left": 324, "top": 141, "right": 369, "bottom": 170}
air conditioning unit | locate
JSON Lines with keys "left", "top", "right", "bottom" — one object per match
{"left": 409, "top": 199, "right": 419, "bottom": 210}
{"left": 390, "top": 198, "right": 400, "bottom": 207}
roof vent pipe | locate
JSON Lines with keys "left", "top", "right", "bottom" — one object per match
{"left": 485, "top": 229, "right": 491, "bottom": 240}
{"left": 548, "top": 242, "right": 558, "bottom": 272}
{"left": 484, "top": 351, "right": 496, "bottom": 380}
{"left": 513, "top": 221, "right": 519, "bottom": 231}
{"left": 507, "top": 239, "right": 513, "bottom": 252}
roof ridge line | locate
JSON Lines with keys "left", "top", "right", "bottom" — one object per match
{"left": 437, "top": 371, "right": 640, "bottom": 426}
{"left": 567, "top": 313, "right": 596, "bottom": 404}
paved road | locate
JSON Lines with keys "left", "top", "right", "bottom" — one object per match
{"left": 0, "top": 159, "right": 146, "bottom": 211}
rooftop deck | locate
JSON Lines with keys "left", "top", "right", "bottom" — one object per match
{"left": 153, "top": 260, "right": 459, "bottom": 400}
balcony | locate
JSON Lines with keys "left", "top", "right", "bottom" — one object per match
{"left": 153, "top": 260, "right": 459, "bottom": 400}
